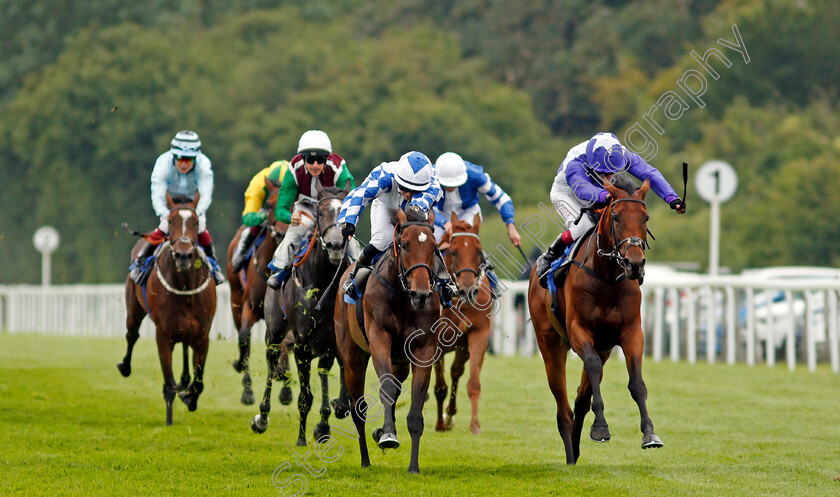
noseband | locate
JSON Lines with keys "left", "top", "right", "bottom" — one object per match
{"left": 392, "top": 221, "right": 438, "bottom": 293}
{"left": 596, "top": 198, "right": 648, "bottom": 273}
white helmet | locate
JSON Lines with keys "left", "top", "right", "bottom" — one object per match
{"left": 394, "top": 151, "right": 433, "bottom": 192}
{"left": 170, "top": 130, "right": 201, "bottom": 158}
{"left": 435, "top": 152, "right": 468, "bottom": 187}
{"left": 297, "top": 130, "right": 332, "bottom": 156}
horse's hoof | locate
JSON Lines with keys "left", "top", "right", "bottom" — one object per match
{"left": 232, "top": 359, "right": 244, "bottom": 374}
{"left": 331, "top": 399, "right": 349, "bottom": 419}
{"left": 241, "top": 390, "right": 255, "bottom": 405}
{"left": 444, "top": 413, "right": 455, "bottom": 430}
{"left": 296, "top": 438, "right": 307, "bottom": 447}
{"left": 435, "top": 421, "right": 447, "bottom": 432}
{"left": 279, "top": 386, "right": 293, "bottom": 405}
{"left": 116, "top": 362, "right": 131, "bottom": 377}
{"left": 642, "top": 433, "right": 664, "bottom": 449}
{"left": 408, "top": 466, "right": 420, "bottom": 474}
{"left": 377, "top": 431, "right": 399, "bottom": 450}
{"left": 251, "top": 414, "right": 268, "bottom": 434}
{"left": 313, "top": 422, "right": 331, "bottom": 441}
{"left": 178, "top": 391, "right": 198, "bottom": 411}
{"left": 470, "top": 419, "right": 481, "bottom": 435}
{"left": 590, "top": 425, "right": 611, "bottom": 443}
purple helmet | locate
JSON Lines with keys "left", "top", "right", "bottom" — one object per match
{"left": 586, "top": 132, "right": 629, "bottom": 173}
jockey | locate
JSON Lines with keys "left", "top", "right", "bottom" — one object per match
{"left": 266, "top": 130, "right": 357, "bottom": 289}
{"left": 129, "top": 130, "right": 225, "bottom": 285}
{"left": 337, "top": 151, "right": 457, "bottom": 306}
{"left": 433, "top": 152, "right": 521, "bottom": 299}
{"left": 229, "top": 160, "right": 290, "bottom": 272}
{"left": 535, "top": 132, "right": 686, "bottom": 287}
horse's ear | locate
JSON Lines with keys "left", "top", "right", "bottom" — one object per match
{"left": 605, "top": 182, "right": 623, "bottom": 199}
{"left": 265, "top": 176, "right": 283, "bottom": 192}
{"left": 344, "top": 178, "right": 353, "bottom": 194}
{"left": 635, "top": 178, "right": 651, "bottom": 199}
{"left": 397, "top": 208, "right": 407, "bottom": 225}
{"left": 450, "top": 212, "right": 458, "bottom": 226}
{"left": 166, "top": 192, "right": 174, "bottom": 209}
{"left": 189, "top": 192, "right": 200, "bottom": 209}
{"left": 471, "top": 213, "right": 481, "bottom": 233}
{"left": 428, "top": 209, "right": 435, "bottom": 227}
{"left": 313, "top": 177, "right": 324, "bottom": 197}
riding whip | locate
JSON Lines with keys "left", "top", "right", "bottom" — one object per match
{"left": 515, "top": 244, "right": 532, "bottom": 271}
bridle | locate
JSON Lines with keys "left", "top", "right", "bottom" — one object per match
{"left": 595, "top": 197, "right": 648, "bottom": 273}
{"left": 167, "top": 206, "right": 198, "bottom": 261}
{"left": 391, "top": 221, "right": 438, "bottom": 293}
{"left": 449, "top": 231, "right": 486, "bottom": 291}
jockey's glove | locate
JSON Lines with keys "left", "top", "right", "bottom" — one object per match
{"left": 669, "top": 198, "right": 686, "bottom": 213}
{"left": 341, "top": 223, "right": 356, "bottom": 240}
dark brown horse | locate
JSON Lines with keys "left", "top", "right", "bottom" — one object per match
{"left": 528, "top": 178, "right": 663, "bottom": 464}
{"left": 252, "top": 181, "right": 353, "bottom": 445}
{"left": 433, "top": 213, "right": 493, "bottom": 435}
{"left": 226, "top": 177, "right": 293, "bottom": 405}
{"left": 118, "top": 194, "right": 217, "bottom": 425}
{"left": 334, "top": 207, "right": 441, "bottom": 474}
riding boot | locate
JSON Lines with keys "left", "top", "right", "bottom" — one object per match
{"left": 343, "top": 244, "right": 382, "bottom": 299}
{"left": 537, "top": 232, "right": 571, "bottom": 289}
{"left": 129, "top": 240, "right": 155, "bottom": 284}
{"left": 434, "top": 249, "right": 457, "bottom": 309}
{"left": 200, "top": 242, "right": 226, "bottom": 284}
{"left": 481, "top": 250, "right": 504, "bottom": 299}
{"left": 266, "top": 261, "right": 291, "bottom": 290}
{"left": 231, "top": 227, "right": 258, "bottom": 272}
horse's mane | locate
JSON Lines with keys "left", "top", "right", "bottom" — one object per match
{"left": 452, "top": 218, "right": 472, "bottom": 231}
{"left": 320, "top": 186, "right": 346, "bottom": 197}
{"left": 609, "top": 173, "right": 638, "bottom": 195}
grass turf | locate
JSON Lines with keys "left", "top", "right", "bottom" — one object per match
{"left": 2, "top": 332, "right": 840, "bottom": 496}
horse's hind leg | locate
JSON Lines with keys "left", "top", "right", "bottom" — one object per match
{"left": 313, "top": 354, "right": 335, "bottom": 441}
{"left": 294, "top": 348, "right": 314, "bottom": 446}
{"left": 433, "top": 358, "right": 449, "bottom": 432}
{"left": 330, "top": 358, "right": 351, "bottom": 419}
{"left": 251, "top": 328, "right": 283, "bottom": 434}
{"left": 535, "top": 324, "right": 575, "bottom": 464}
{"left": 179, "top": 337, "right": 208, "bottom": 412}
{"left": 445, "top": 348, "right": 468, "bottom": 431}
{"left": 118, "top": 282, "right": 146, "bottom": 377}
{"left": 177, "top": 343, "right": 190, "bottom": 392}
{"left": 234, "top": 303, "right": 256, "bottom": 405}
{"left": 278, "top": 330, "right": 295, "bottom": 405}
{"left": 623, "top": 333, "right": 664, "bottom": 449}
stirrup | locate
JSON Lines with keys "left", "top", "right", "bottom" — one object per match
{"left": 342, "top": 275, "right": 357, "bottom": 299}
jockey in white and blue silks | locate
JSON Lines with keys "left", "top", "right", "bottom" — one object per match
{"left": 535, "top": 132, "right": 686, "bottom": 287}
{"left": 129, "top": 130, "right": 225, "bottom": 285}
{"left": 433, "top": 152, "right": 522, "bottom": 298}
{"left": 337, "top": 151, "right": 457, "bottom": 304}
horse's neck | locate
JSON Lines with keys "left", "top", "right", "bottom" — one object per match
{"left": 579, "top": 219, "right": 622, "bottom": 281}
{"left": 297, "top": 240, "right": 336, "bottom": 286}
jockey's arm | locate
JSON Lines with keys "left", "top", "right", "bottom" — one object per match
{"left": 337, "top": 164, "right": 389, "bottom": 227}
{"left": 150, "top": 154, "right": 171, "bottom": 218}
{"left": 565, "top": 159, "right": 607, "bottom": 205}
{"left": 407, "top": 174, "right": 443, "bottom": 214}
{"left": 626, "top": 153, "right": 680, "bottom": 204}
{"left": 241, "top": 167, "right": 270, "bottom": 226}
{"left": 195, "top": 156, "right": 214, "bottom": 216}
{"left": 335, "top": 163, "right": 357, "bottom": 190}
{"left": 474, "top": 167, "right": 515, "bottom": 226}
{"left": 273, "top": 171, "right": 299, "bottom": 225}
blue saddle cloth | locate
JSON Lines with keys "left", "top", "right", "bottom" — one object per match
{"left": 546, "top": 244, "right": 573, "bottom": 297}
{"left": 243, "top": 230, "right": 268, "bottom": 266}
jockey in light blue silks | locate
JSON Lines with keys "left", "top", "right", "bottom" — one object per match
{"left": 535, "top": 132, "right": 686, "bottom": 287}
{"left": 433, "top": 152, "right": 521, "bottom": 299}
{"left": 129, "top": 130, "right": 225, "bottom": 285}
{"left": 337, "top": 151, "right": 458, "bottom": 306}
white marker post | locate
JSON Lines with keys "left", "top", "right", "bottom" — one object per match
{"left": 33, "top": 226, "right": 60, "bottom": 286}
{"left": 695, "top": 161, "right": 737, "bottom": 276}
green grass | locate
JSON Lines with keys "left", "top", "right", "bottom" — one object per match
{"left": 2, "top": 333, "right": 840, "bottom": 496}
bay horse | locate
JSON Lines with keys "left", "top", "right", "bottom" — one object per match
{"left": 433, "top": 212, "right": 493, "bottom": 435}
{"left": 252, "top": 180, "right": 353, "bottom": 445}
{"left": 226, "top": 176, "right": 294, "bottom": 405}
{"left": 528, "top": 178, "right": 663, "bottom": 464}
{"left": 118, "top": 194, "right": 217, "bottom": 425}
{"left": 334, "top": 207, "right": 441, "bottom": 474}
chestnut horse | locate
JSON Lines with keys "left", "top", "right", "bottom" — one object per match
{"left": 252, "top": 181, "right": 353, "bottom": 445}
{"left": 226, "top": 177, "right": 293, "bottom": 405}
{"left": 118, "top": 194, "right": 217, "bottom": 425}
{"left": 334, "top": 207, "right": 441, "bottom": 474}
{"left": 528, "top": 178, "right": 663, "bottom": 464}
{"left": 433, "top": 212, "right": 493, "bottom": 435}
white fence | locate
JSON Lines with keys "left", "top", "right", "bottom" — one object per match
{"left": 2, "top": 274, "right": 840, "bottom": 372}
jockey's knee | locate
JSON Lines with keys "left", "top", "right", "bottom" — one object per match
{"left": 197, "top": 230, "right": 212, "bottom": 247}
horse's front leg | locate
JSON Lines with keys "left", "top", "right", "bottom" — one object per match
{"left": 251, "top": 331, "right": 282, "bottom": 434}
{"left": 156, "top": 334, "right": 177, "bottom": 426}
{"left": 368, "top": 325, "right": 400, "bottom": 449}
{"left": 294, "top": 346, "right": 314, "bottom": 446}
{"left": 445, "top": 347, "right": 468, "bottom": 431}
{"left": 179, "top": 337, "right": 207, "bottom": 412}
{"left": 622, "top": 327, "right": 664, "bottom": 449}
{"left": 572, "top": 331, "right": 612, "bottom": 444}
{"left": 407, "top": 360, "right": 434, "bottom": 474}
{"left": 234, "top": 303, "right": 257, "bottom": 405}
{"left": 313, "top": 354, "right": 334, "bottom": 441}
{"left": 465, "top": 325, "right": 490, "bottom": 435}
{"left": 177, "top": 343, "right": 190, "bottom": 392}
{"left": 433, "top": 358, "right": 449, "bottom": 432}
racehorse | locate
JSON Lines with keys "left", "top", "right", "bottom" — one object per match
{"left": 433, "top": 213, "right": 493, "bottom": 435}
{"left": 527, "top": 178, "right": 663, "bottom": 464}
{"left": 118, "top": 194, "right": 217, "bottom": 425}
{"left": 334, "top": 207, "right": 441, "bottom": 474}
{"left": 226, "top": 176, "right": 293, "bottom": 405}
{"left": 251, "top": 180, "right": 353, "bottom": 445}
